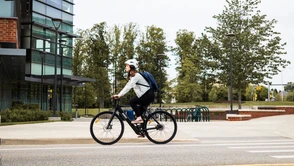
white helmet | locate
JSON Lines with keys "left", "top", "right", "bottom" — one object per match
{"left": 125, "top": 59, "right": 138, "bottom": 68}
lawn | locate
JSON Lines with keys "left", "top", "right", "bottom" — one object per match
{"left": 74, "top": 101, "right": 294, "bottom": 116}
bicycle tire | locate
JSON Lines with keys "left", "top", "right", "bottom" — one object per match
{"left": 90, "top": 111, "right": 124, "bottom": 145}
{"left": 144, "top": 110, "right": 177, "bottom": 144}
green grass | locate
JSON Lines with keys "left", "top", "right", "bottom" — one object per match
{"left": 0, "top": 120, "right": 55, "bottom": 126}
{"left": 150, "top": 101, "right": 294, "bottom": 108}
{"left": 73, "top": 101, "right": 294, "bottom": 112}
{"left": 72, "top": 108, "right": 109, "bottom": 117}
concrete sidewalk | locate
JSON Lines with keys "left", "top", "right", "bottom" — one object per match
{"left": 0, "top": 115, "right": 294, "bottom": 145}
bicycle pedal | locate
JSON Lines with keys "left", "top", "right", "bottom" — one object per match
{"left": 137, "top": 135, "right": 145, "bottom": 138}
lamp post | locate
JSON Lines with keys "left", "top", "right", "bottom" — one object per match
{"left": 40, "top": 51, "right": 46, "bottom": 110}
{"left": 52, "top": 18, "right": 62, "bottom": 116}
{"left": 59, "top": 39, "right": 66, "bottom": 112}
{"left": 226, "top": 33, "right": 235, "bottom": 114}
{"left": 157, "top": 54, "right": 165, "bottom": 108}
{"left": 84, "top": 83, "right": 86, "bottom": 116}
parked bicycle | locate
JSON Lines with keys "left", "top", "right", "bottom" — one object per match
{"left": 90, "top": 98, "right": 177, "bottom": 145}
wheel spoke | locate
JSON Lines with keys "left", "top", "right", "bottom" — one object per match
{"left": 144, "top": 111, "right": 177, "bottom": 144}
{"left": 90, "top": 112, "right": 124, "bottom": 145}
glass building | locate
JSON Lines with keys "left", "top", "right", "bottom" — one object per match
{"left": 0, "top": 0, "right": 95, "bottom": 112}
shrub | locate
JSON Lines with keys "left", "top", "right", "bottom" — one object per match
{"left": 57, "top": 111, "right": 72, "bottom": 121}
{"left": 0, "top": 109, "right": 51, "bottom": 122}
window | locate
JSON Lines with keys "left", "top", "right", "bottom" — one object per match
{"left": 47, "top": 0, "right": 61, "bottom": 9}
{"left": 32, "top": 12, "right": 46, "bottom": 24}
{"left": 32, "top": 26, "right": 46, "bottom": 38}
{"left": 33, "top": 0, "right": 46, "bottom": 15}
{"left": 46, "top": 6, "right": 61, "bottom": 19}
{"left": 62, "top": 12, "right": 73, "bottom": 25}
{"left": 0, "top": 1, "right": 14, "bottom": 17}
{"left": 61, "top": 23, "right": 73, "bottom": 33}
{"left": 62, "top": 1, "right": 73, "bottom": 14}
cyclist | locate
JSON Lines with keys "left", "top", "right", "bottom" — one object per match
{"left": 112, "top": 59, "right": 155, "bottom": 124}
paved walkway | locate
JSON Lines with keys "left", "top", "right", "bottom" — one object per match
{"left": 0, "top": 115, "right": 293, "bottom": 145}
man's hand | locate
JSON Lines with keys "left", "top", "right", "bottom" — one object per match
{"left": 111, "top": 95, "right": 121, "bottom": 99}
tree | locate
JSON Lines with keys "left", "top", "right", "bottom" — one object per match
{"left": 107, "top": 24, "right": 122, "bottom": 95}
{"left": 72, "top": 29, "right": 88, "bottom": 107}
{"left": 208, "top": 85, "right": 228, "bottom": 102}
{"left": 206, "top": 0, "right": 290, "bottom": 108}
{"left": 194, "top": 34, "right": 221, "bottom": 101}
{"left": 85, "top": 22, "right": 111, "bottom": 108}
{"left": 173, "top": 29, "right": 202, "bottom": 102}
{"left": 136, "top": 25, "right": 169, "bottom": 104}
{"left": 173, "top": 31, "right": 220, "bottom": 102}
{"left": 284, "top": 82, "right": 294, "bottom": 92}
{"left": 244, "top": 84, "right": 258, "bottom": 101}
{"left": 116, "top": 23, "right": 139, "bottom": 104}
{"left": 255, "top": 85, "right": 268, "bottom": 101}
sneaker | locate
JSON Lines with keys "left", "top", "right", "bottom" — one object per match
{"left": 131, "top": 118, "right": 143, "bottom": 124}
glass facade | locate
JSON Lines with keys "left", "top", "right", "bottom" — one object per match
{"left": 0, "top": 0, "right": 79, "bottom": 112}
{"left": 0, "top": 1, "right": 14, "bottom": 17}
{"left": 23, "top": 0, "right": 74, "bottom": 112}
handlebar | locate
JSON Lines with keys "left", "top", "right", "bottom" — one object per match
{"left": 111, "top": 97, "right": 120, "bottom": 108}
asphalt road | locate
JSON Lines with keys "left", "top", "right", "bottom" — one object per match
{"left": 1, "top": 137, "right": 294, "bottom": 166}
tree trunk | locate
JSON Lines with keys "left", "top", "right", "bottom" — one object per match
{"left": 228, "top": 86, "right": 231, "bottom": 101}
{"left": 238, "top": 90, "right": 242, "bottom": 109}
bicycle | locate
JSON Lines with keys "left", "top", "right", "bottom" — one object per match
{"left": 90, "top": 98, "right": 177, "bottom": 145}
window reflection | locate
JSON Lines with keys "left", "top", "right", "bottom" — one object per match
{"left": 0, "top": 1, "right": 14, "bottom": 17}
{"left": 62, "top": 1, "right": 73, "bottom": 13}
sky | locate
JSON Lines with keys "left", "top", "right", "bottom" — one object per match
{"left": 74, "top": 0, "right": 294, "bottom": 90}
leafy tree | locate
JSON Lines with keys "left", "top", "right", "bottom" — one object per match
{"left": 206, "top": 0, "right": 290, "bottom": 108}
{"left": 85, "top": 22, "right": 111, "bottom": 108}
{"left": 255, "top": 85, "right": 268, "bottom": 101}
{"left": 173, "top": 30, "right": 201, "bottom": 102}
{"left": 284, "top": 82, "right": 294, "bottom": 92}
{"left": 244, "top": 84, "right": 257, "bottom": 101}
{"left": 136, "top": 25, "right": 169, "bottom": 104}
{"left": 116, "top": 23, "right": 139, "bottom": 104}
{"left": 286, "top": 92, "right": 294, "bottom": 102}
{"left": 107, "top": 24, "right": 122, "bottom": 95}
{"left": 72, "top": 29, "right": 88, "bottom": 107}
{"left": 195, "top": 34, "right": 221, "bottom": 101}
{"left": 274, "top": 93, "right": 281, "bottom": 101}
{"left": 208, "top": 85, "right": 228, "bottom": 102}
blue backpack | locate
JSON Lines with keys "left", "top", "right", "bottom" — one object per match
{"left": 137, "top": 71, "right": 159, "bottom": 92}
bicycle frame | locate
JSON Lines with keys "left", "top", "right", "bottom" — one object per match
{"left": 106, "top": 99, "right": 142, "bottom": 136}
{"left": 106, "top": 99, "right": 162, "bottom": 136}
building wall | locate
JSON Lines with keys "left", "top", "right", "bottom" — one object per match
{"left": 0, "top": 0, "right": 75, "bottom": 112}
{"left": 0, "top": 18, "right": 18, "bottom": 48}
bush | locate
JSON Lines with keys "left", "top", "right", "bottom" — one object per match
{"left": 11, "top": 101, "right": 40, "bottom": 110}
{"left": 57, "top": 111, "right": 72, "bottom": 121}
{"left": 0, "top": 109, "right": 50, "bottom": 122}
{"left": 0, "top": 109, "right": 72, "bottom": 122}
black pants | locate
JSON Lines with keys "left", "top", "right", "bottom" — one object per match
{"left": 129, "top": 90, "right": 155, "bottom": 117}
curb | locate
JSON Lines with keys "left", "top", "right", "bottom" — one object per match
{"left": 0, "top": 138, "right": 199, "bottom": 145}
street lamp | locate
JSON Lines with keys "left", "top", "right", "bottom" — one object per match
{"left": 39, "top": 51, "right": 46, "bottom": 110}
{"left": 59, "top": 39, "right": 66, "bottom": 112}
{"left": 52, "top": 18, "right": 62, "bottom": 116}
{"left": 84, "top": 83, "right": 87, "bottom": 116}
{"left": 226, "top": 33, "right": 235, "bottom": 114}
{"left": 157, "top": 54, "right": 165, "bottom": 108}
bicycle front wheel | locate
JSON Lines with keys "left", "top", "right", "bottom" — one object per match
{"left": 144, "top": 110, "right": 177, "bottom": 144}
{"left": 90, "top": 111, "right": 124, "bottom": 145}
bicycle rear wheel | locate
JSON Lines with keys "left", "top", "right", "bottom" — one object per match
{"left": 144, "top": 110, "right": 177, "bottom": 144}
{"left": 90, "top": 111, "right": 124, "bottom": 145}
